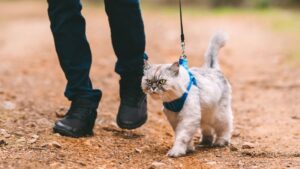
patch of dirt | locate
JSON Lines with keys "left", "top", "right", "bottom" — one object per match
{"left": 0, "top": 1, "right": 299, "bottom": 169}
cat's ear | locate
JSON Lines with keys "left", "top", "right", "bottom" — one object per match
{"left": 169, "top": 61, "right": 179, "bottom": 76}
{"left": 144, "top": 60, "right": 151, "bottom": 70}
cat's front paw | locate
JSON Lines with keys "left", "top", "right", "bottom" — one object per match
{"left": 187, "top": 144, "right": 195, "bottom": 153}
{"left": 167, "top": 147, "right": 187, "bottom": 158}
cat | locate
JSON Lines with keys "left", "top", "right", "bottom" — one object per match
{"left": 141, "top": 32, "right": 233, "bottom": 157}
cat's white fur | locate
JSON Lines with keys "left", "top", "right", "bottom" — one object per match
{"left": 142, "top": 32, "right": 233, "bottom": 157}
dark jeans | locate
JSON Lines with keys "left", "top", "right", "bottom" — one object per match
{"left": 47, "top": 0, "right": 146, "bottom": 102}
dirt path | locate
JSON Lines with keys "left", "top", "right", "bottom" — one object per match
{"left": 0, "top": 1, "right": 299, "bottom": 169}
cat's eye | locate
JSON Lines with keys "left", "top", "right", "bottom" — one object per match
{"left": 158, "top": 79, "right": 166, "bottom": 85}
{"left": 146, "top": 79, "right": 152, "bottom": 84}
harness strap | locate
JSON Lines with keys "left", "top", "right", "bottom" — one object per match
{"left": 163, "top": 58, "right": 197, "bottom": 112}
{"left": 179, "top": 58, "right": 197, "bottom": 86}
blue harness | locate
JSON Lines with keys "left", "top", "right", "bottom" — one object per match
{"left": 163, "top": 58, "right": 198, "bottom": 112}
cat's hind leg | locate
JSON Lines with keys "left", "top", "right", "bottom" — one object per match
{"left": 213, "top": 106, "right": 233, "bottom": 147}
{"left": 200, "top": 124, "right": 214, "bottom": 147}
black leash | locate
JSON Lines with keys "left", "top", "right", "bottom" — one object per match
{"left": 179, "top": 0, "right": 186, "bottom": 59}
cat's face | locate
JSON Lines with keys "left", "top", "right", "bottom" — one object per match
{"left": 141, "top": 61, "right": 180, "bottom": 100}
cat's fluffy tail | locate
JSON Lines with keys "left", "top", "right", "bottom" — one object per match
{"left": 204, "top": 31, "right": 228, "bottom": 70}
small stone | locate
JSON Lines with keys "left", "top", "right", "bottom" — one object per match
{"left": 242, "top": 151, "right": 253, "bottom": 156}
{"left": 206, "top": 161, "right": 217, "bottom": 165}
{"left": 26, "top": 122, "right": 36, "bottom": 128}
{"left": 42, "top": 141, "right": 62, "bottom": 148}
{"left": 14, "top": 131, "right": 24, "bottom": 136}
{"left": 232, "top": 131, "right": 240, "bottom": 137}
{"left": 41, "top": 143, "right": 48, "bottom": 147}
{"left": 54, "top": 133, "right": 61, "bottom": 137}
{"left": 242, "top": 142, "right": 255, "bottom": 149}
{"left": 149, "top": 161, "right": 166, "bottom": 169}
{"left": 0, "top": 129, "right": 11, "bottom": 138}
{"left": 51, "top": 141, "right": 62, "bottom": 148}
{"left": 135, "top": 148, "right": 142, "bottom": 153}
{"left": 28, "top": 138, "right": 37, "bottom": 144}
{"left": 28, "top": 134, "right": 39, "bottom": 144}
{"left": 32, "top": 134, "right": 39, "bottom": 139}
{"left": 2, "top": 101, "right": 16, "bottom": 110}
{"left": 0, "top": 139, "right": 8, "bottom": 146}
{"left": 98, "top": 166, "right": 107, "bottom": 169}
{"left": 293, "top": 153, "right": 300, "bottom": 157}
{"left": 16, "top": 137, "right": 26, "bottom": 143}
{"left": 50, "top": 162, "right": 61, "bottom": 168}
{"left": 78, "top": 161, "right": 86, "bottom": 166}
{"left": 229, "top": 144, "right": 239, "bottom": 151}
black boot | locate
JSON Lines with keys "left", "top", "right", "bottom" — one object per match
{"left": 117, "top": 76, "right": 147, "bottom": 129}
{"left": 53, "top": 95, "right": 101, "bottom": 138}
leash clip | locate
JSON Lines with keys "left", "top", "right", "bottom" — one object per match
{"left": 180, "top": 42, "right": 186, "bottom": 59}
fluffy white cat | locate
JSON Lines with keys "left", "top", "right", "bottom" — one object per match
{"left": 141, "top": 32, "right": 233, "bottom": 157}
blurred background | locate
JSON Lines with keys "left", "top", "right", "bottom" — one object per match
{"left": 0, "top": 0, "right": 299, "bottom": 169}
{"left": 91, "top": 0, "right": 300, "bottom": 8}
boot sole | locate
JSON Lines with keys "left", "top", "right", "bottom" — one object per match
{"left": 117, "top": 114, "right": 148, "bottom": 130}
{"left": 53, "top": 125, "right": 93, "bottom": 138}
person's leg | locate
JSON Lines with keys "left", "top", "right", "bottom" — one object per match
{"left": 105, "top": 0, "right": 145, "bottom": 77}
{"left": 48, "top": 0, "right": 101, "bottom": 137}
{"left": 104, "top": 0, "right": 147, "bottom": 129}
{"left": 48, "top": 0, "right": 101, "bottom": 101}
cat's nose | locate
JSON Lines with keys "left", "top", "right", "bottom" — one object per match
{"left": 151, "top": 86, "right": 157, "bottom": 91}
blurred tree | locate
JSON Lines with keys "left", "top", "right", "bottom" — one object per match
{"left": 211, "top": 0, "right": 244, "bottom": 7}
{"left": 273, "top": 0, "right": 300, "bottom": 6}
{"left": 255, "top": 0, "right": 270, "bottom": 9}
